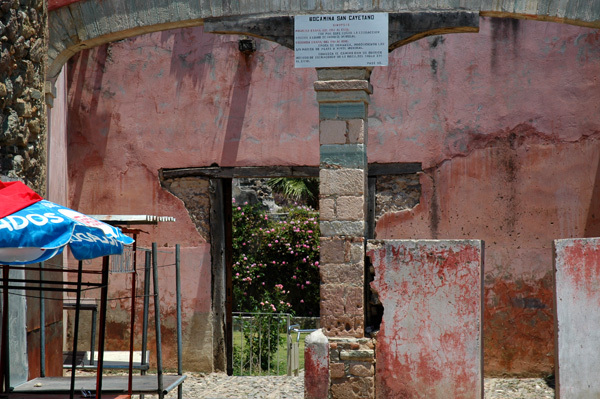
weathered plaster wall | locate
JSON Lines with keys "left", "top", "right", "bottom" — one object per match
{"left": 368, "top": 240, "right": 483, "bottom": 399}
{"left": 372, "top": 18, "right": 600, "bottom": 375}
{"left": 66, "top": 26, "right": 318, "bottom": 371}
{"left": 554, "top": 238, "right": 600, "bottom": 398}
{"left": 66, "top": 17, "right": 600, "bottom": 375}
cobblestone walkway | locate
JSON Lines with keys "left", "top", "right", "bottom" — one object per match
{"left": 141, "top": 373, "right": 555, "bottom": 399}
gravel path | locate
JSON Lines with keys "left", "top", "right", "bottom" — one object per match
{"left": 139, "top": 373, "right": 555, "bottom": 398}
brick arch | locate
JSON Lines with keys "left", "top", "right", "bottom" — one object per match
{"left": 48, "top": 0, "right": 600, "bottom": 80}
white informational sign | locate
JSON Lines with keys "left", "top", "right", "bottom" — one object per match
{"left": 294, "top": 13, "right": 388, "bottom": 68}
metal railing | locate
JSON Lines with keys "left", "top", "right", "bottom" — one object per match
{"left": 232, "top": 312, "right": 291, "bottom": 376}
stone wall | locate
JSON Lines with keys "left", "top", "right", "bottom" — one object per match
{"left": 0, "top": 0, "right": 47, "bottom": 194}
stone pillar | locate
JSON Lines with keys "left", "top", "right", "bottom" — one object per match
{"left": 315, "top": 68, "right": 374, "bottom": 398}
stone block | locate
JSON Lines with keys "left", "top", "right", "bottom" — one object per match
{"left": 336, "top": 195, "right": 365, "bottom": 220}
{"left": 320, "top": 284, "right": 346, "bottom": 316}
{"left": 319, "top": 102, "right": 366, "bottom": 120}
{"left": 330, "top": 362, "right": 346, "bottom": 379}
{"left": 320, "top": 263, "right": 363, "bottom": 286}
{"left": 344, "top": 286, "right": 364, "bottom": 316}
{"left": 320, "top": 144, "right": 367, "bottom": 169}
{"left": 554, "top": 238, "right": 600, "bottom": 399}
{"left": 331, "top": 376, "right": 374, "bottom": 399}
{"left": 305, "top": 330, "right": 330, "bottom": 399}
{"left": 316, "top": 90, "right": 371, "bottom": 104}
{"left": 314, "top": 79, "right": 373, "bottom": 93}
{"left": 367, "top": 239, "right": 484, "bottom": 399}
{"left": 320, "top": 220, "right": 365, "bottom": 237}
{"left": 320, "top": 168, "right": 366, "bottom": 196}
{"left": 316, "top": 68, "right": 372, "bottom": 81}
{"left": 348, "top": 119, "right": 365, "bottom": 144}
{"left": 320, "top": 237, "right": 346, "bottom": 264}
{"left": 340, "top": 350, "right": 375, "bottom": 362}
{"left": 350, "top": 363, "right": 374, "bottom": 377}
{"left": 322, "top": 315, "right": 364, "bottom": 338}
{"left": 320, "top": 120, "right": 347, "bottom": 145}
{"left": 319, "top": 197, "right": 336, "bottom": 221}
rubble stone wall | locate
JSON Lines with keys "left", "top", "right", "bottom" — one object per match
{"left": 0, "top": 0, "right": 47, "bottom": 194}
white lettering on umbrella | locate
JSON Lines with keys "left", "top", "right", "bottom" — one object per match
{"left": 7, "top": 216, "right": 28, "bottom": 230}
{"left": 0, "top": 219, "right": 13, "bottom": 231}
{"left": 45, "top": 213, "right": 64, "bottom": 223}
{"left": 26, "top": 214, "right": 48, "bottom": 226}
{"left": 71, "top": 232, "right": 120, "bottom": 247}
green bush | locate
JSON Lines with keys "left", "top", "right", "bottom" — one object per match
{"left": 232, "top": 200, "right": 320, "bottom": 316}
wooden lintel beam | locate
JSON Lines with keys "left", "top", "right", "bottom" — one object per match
{"left": 160, "top": 163, "right": 422, "bottom": 180}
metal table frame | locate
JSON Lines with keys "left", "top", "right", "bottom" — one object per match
{"left": 0, "top": 243, "right": 184, "bottom": 399}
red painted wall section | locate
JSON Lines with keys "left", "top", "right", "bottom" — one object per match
{"left": 372, "top": 18, "right": 600, "bottom": 375}
{"left": 554, "top": 238, "right": 600, "bottom": 398}
{"left": 368, "top": 240, "right": 483, "bottom": 399}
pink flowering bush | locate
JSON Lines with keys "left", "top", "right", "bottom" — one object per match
{"left": 232, "top": 201, "right": 320, "bottom": 316}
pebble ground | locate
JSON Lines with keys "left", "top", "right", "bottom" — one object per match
{"left": 139, "top": 373, "right": 555, "bottom": 398}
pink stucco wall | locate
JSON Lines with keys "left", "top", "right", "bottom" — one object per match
{"left": 66, "top": 17, "right": 600, "bottom": 374}
{"left": 66, "top": 27, "right": 318, "bottom": 371}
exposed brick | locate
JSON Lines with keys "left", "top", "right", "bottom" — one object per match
{"left": 330, "top": 362, "right": 346, "bottom": 379}
{"left": 320, "top": 168, "right": 366, "bottom": 196}
{"left": 348, "top": 119, "right": 365, "bottom": 144}
{"left": 320, "top": 120, "right": 347, "bottom": 145}
{"left": 336, "top": 195, "right": 365, "bottom": 220}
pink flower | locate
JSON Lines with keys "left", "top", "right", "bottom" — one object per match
{"left": 237, "top": 207, "right": 241, "bottom": 210}
{"left": 292, "top": 275, "right": 297, "bottom": 279}
{"left": 268, "top": 243, "right": 272, "bottom": 247}
{"left": 300, "top": 300, "right": 304, "bottom": 303}
{"left": 306, "top": 281, "right": 311, "bottom": 285}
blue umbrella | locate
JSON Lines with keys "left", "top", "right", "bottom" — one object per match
{"left": 0, "top": 198, "right": 134, "bottom": 265}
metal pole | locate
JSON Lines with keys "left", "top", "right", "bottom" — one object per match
{"left": 152, "top": 243, "right": 164, "bottom": 399}
{"left": 95, "top": 256, "right": 110, "bottom": 399}
{"left": 140, "top": 251, "right": 151, "bottom": 399}
{"left": 89, "top": 307, "right": 96, "bottom": 366}
{"left": 2, "top": 266, "right": 10, "bottom": 393}
{"left": 175, "top": 244, "right": 183, "bottom": 399}
{"left": 39, "top": 262, "right": 45, "bottom": 377}
{"left": 128, "top": 236, "right": 138, "bottom": 395}
{"left": 70, "top": 260, "right": 84, "bottom": 399}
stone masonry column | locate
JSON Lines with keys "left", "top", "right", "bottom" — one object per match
{"left": 315, "top": 68, "right": 375, "bottom": 398}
